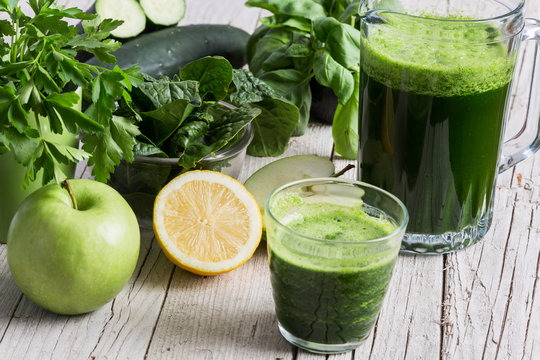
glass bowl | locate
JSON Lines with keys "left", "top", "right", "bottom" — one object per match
{"left": 108, "top": 124, "right": 253, "bottom": 228}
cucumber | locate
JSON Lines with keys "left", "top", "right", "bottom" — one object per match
{"left": 95, "top": 0, "right": 146, "bottom": 39}
{"left": 86, "top": 25, "right": 250, "bottom": 77}
{"left": 140, "top": 0, "right": 186, "bottom": 26}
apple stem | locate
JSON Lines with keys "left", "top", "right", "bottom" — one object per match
{"left": 331, "top": 164, "right": 355, "bottom": 178}
{"left": 61, "top": 180, "right": 78, "bottom": 210}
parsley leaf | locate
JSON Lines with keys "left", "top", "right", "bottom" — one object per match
{"left": 1, "top": 0, "right": 141, "bottom": 188}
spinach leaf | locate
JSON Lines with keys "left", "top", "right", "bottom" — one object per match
{"left": 139, "top": 99, "right": 195, "bottom": 146}
{"left": 179, "top": 57, "right": 233, "bottom": 101}
{"left": 313, "top": 49, "right": 354, "bottom": 104}
{"left": 313, "top": 17, "right": 360, "bottom": 69}
{"left": 246, "top": 0, "right": 327, "bottom": 21}
{"left": 332, "top": 70, "right": 359, "bottom": 159}
{"left": 229, "top": 69, "right": 277, "bottom": 105}
{"left": 248, "top": 98, "right": 300, "bottom": 156}
{"left": 260, "top": 69, "right": 312, "bottom": 135}
{"left": 169, "top": 105, "right": 261, "bottom": 169}
{"left": 133, "top": 77, "right": 201, "bottom": 110}
{"left": 133, "top": 141, "right": 168, "bottom": 158}
{"left": 229, "top": 69, "right": 303, "bottom": 153}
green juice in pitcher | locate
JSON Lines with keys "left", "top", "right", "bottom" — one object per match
{"left": 358, "top": 15, "right": 514, "bottom": 243}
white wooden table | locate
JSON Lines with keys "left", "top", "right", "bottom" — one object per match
{"left": 1, "top": 1, "right": 539, "bottom": 359}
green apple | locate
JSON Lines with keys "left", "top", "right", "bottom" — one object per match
{"left": 244, "top": 155, "right": 335, "bottom": 213}
{"left": 7, "top": 179, "right": 140, "bottom": 315}
{"left": 244, "top": 155, "right": 335, "bottom": 232}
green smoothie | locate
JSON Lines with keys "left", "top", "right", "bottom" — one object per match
{"left": 359, "top": 14, "right": 513, "bottom": 238}
{"left": 268, "top": 195, "right": 399, "bottom": 345}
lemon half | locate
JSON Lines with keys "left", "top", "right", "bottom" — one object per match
{"left": 153, "top": 170, "right": 262, "bottom": 275}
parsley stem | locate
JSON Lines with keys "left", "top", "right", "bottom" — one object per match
{"left": 61, "top": 180, "right": 79, "bottom": 211}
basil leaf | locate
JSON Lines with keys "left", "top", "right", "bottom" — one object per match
{"left": 247, "top": 25, "right": 271, "bottom": 64}
{"left": 313, "top": 17, "right": 360, "bottom": 69}
{"left": 260, "top": 15, "right": 312, "bottom": 32}
{"left": 332, "top": 70, "right": 359, "bottom": 159}
{"left": 313, "top": 49, "right": 354, "bottom": 103}
{"left": 249, "top": 28, "right": 294, "bottom": 75}
{"left": 338, "top": 1, "right": 361, "bottom": 22}
{"left": 246, "top": 0, "right": 326, "bottom": 21}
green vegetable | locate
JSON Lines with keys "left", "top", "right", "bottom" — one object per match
{"left": 247, "top": 98, "right": 299, "bottom": 157}
{"left": 139, "top": 0, "right": 186, "bottom": 26}
{"left": 95, "top": 0, "right": 146, "bottom": 38}
{"left": 245, "top": 0, "right": 361, "bottom": 159}
{"left": 179, "top": 56, "right": 233, "bottom": 101}
{"left": 86, "top": 25, "right": 250, "bottom": 78}
{"left": 332, "top": 70, "right": 359, "bottom": 159}
{"left": 120, "top": 57, "right": 300, "bottom": 166}
{"left": 0, "top": 0, "right": 142, "bottom": 186}
{"left": 229, "top": 70, "right": 300, "bottom": 156}
{"left": 169, "top": 105, "right": 261, "bottom": 169}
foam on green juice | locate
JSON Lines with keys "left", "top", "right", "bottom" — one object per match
{"left": 282, "top": 202, "right": 394, "bottom": 242}
{"left": 361, "top": 13, "right": 513, "bottom": 96}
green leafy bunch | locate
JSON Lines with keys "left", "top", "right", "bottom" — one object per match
{"left": 120, "top": 56, "right": 300, "bottom": 166}
{"left": 246, "top": 0, "right": 361, "bottom": 159}
{"left": 0, "top": 0, "right": 141, "bottom": 187}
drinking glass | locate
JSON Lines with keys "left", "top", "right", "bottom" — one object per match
{"left": 358, "top": 0, "right": 540, "bottom": 253}
{"left": 265, "top": 178, "right": 408, "bottom": 354}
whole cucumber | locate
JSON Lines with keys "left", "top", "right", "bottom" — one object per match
{"left": 86, "top": 24, "right": 250, "bottom": 77}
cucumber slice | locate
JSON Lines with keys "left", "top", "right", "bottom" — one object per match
{"left": 140, "top": 0, "right": 186, "bottom": 26}
{"left": 95, "top": 0, "right": 146, "bottom": 38}
{"left": 244, "top": 155, "right": 335, "bottom": 216}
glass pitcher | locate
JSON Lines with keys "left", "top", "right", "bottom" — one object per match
{"left": 357, "top": 0, "right": 540, "bottom": 253}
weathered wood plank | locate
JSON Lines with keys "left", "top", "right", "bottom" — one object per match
{"left": 1, "top": 1, "right": 539, "bottom": 359}
{"left": 145, "top": 121, "right": 334, "bottom": 359}
{"left": 180, "top": 0, "right": 262, "bottom": 34}
{"left": 0, "top": 246, "right": 23, "bottom": 340}
{"left": 146, "top": 247, "right": 294, "bottom": 360}
{"left": 0, "top": 229, "right": 173, "bottom": 360}
{"left": 442, "top": 1, "right": 540, "bottom": 359}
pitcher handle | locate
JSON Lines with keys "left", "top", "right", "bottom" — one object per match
{"left": 500, "top": 18, "right": 540, "bottom": 172}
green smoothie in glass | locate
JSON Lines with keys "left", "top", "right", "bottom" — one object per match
{"left": 266, "top": 179, "right": 408, "bottom": 354}
{"left": 358, "top": 12, "right": 515, "bottom": 251}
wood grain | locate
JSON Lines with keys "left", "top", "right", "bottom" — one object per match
{"left": 0, "top": 0, "right": 539, "bottom": 359}
{"left": 442, "top": 2, "right": 540, "bottom": 359}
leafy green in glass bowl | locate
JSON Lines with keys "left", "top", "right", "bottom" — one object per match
{"left": 108, "top": 125, "right": 253, "bottom": 228}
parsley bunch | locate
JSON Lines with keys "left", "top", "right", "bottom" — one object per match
{"left": 0, "top": 0, "right": 141, "bottom": 187}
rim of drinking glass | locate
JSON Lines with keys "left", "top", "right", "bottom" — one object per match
{"left": 265, "top": 177, "right": 409, "bottom": 245}
{"left": 360, "top": 0, "right": 525, "bottom": 24}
